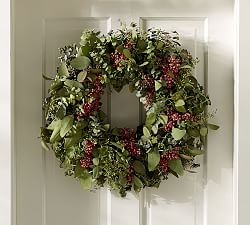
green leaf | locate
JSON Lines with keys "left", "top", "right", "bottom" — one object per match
{"left": 159, "top": 114, "right": 168, "bottom": 124}
{"left": 79, "top": 172, "right": 92, "bottom": 190}
{"left": 179, "top": 154, "right": 193, "bottom": 160}
{"left": 180, "top": 65, "right": 192, "bottom": 69}
{"left": 93, "top": 158, "right": 99, "bottom": 166}
{"left": 64, "top": 130, "right": 82, "bottom": 148}
{"left": 148, "top": 150, "right": 160, "bottom": 171}
{"left": 176, "top": 106, "right": 186, "bottom": 113}
{"left": 64, "top": 79, "right": 84, "bottom": 89}
{"left": 143, "top": 126, "right": 151, "bottom": 138}
{"left": 175, "top": 99, "right": 185, "bottom": 107}
{"left": 133, "top": 176, "right": 143, "bottom": 189}
{"left": 81, "top": 45, "right": 91, "bottom": 57}
{"left": 41, "top": 139, "right": 50, "bottom": 151}
{"left": 50, "top": 120, "right": 62, "bottom": 143}
{"left": 60, "top": 116, "right": 74, "bottom": 138}
{"left": 137, "top": 39, "right": 147, "bottom": 51}
{"left": 200, "top": 127, "right": 208, "bottom": 136}
{"left": 56, "top": 104, "right": 66, "bottom": 119}
{"left": 110, "top": 142, "right": 123, "bottom": 150}
{"left": 145, "top": 113, "right": 156, "bottom": 126}
{"left": 103, "top": 124, "right": 110, "bottom": 131}
{"left": 168, "top": 159, "right": 184, "bottom": 176}
{"left": 93, "top": 167, "right": 100, "bottom": 179}
{"left": 187, "top": 148, "right": 204, "bottom": 156}
{"left": 47, "top": 119, "right": 60, "bottom": 130}
{"left": 208, "top": 123, "right": 220, "bottom": 130}
{"left": 171, "top": 128, "right": 186, "bottom": 140}
{"left": 58, "top": 63, "right": 69, "bottom": 77}
{"left": 123, "top": 49, "right": 131, "bottom": 58}
{"left": 151, "top": 124, "right": 158, "bottom": 135}
{"left": 155, "top": 80, "right": 162, "bottom": 91}
{"left": 77, "top": 70, "right": 87, "bottom": 82}
{"left": 187, "top": 128, "right": 200, "bottom": 137}
{"left": 70, "top": 56, "right": 91, "bottom": 70}
{"left": 133, "top": 160, "right": 146, "bottom": 175}
{"left": 42, "top": 74, "right": 53, "bottom": 80}
{"left": 156, "top": 41, "right": 164, "bottom": 49}
{"left": 139, "top": 61, "right": 149, "bottom": 67}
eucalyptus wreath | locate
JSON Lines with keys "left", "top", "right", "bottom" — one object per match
{"left": 40, "top": 23, "right": 219, "bottom": 197}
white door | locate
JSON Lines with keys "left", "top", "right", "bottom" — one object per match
{"left": 14, "top": 0, "right": 234, "bottom": 225}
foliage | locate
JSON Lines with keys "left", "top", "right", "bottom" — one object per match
{"left": 40, "top": 23, "right": 218, "bottom": 197}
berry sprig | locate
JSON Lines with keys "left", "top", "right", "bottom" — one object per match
{"left": 121, "top": 128, "right": 141, "bottom": 157}
{"left": 110, "top": 50, "right": 126, "bottom": 68}
{"left": 126, "top": 165, "right": 134, "bottom": 183}
{"left": 80, "top": 140, "right": 96, "bottom": 168}
{"left": 164, "top": 109, "right": 195, "bottom": 132}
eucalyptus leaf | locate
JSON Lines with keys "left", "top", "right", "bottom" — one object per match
{"left": 139, "top": 61, "right": 149, "bottom": 67}
{"left": 70, "top": 56, "right": 91, "bottom": 70}
{"left": 159, "top": 114, "right": 168, "bottom": 124}
{"left": 77, "top": 70, "right": 87, "bottom": 82}
{"left": 41, "top": 139, "right": 50, "bottom": 151}
{"left": 187, "top": 128, "right": 200, "bottom": 137}
{"left": 152, "top": 124, "right": 158, "bottom": 135}
{"left": 176, "top": 106, "right": 186, "bottom": 113}
{"left": 56, "top": 104, "right": 66, "bottom": 119}
{"left": 133, "top": 160, "right": 146, "bottom": 175}
{"left": 179, "top": 154, "right": 193, "bottom": 160}
{"left": 155, "top": 80, "right": 162, "bottom": 91}
{"left": 64, "top": 130, "right": 82, "bottom": 148}
{"left": 175, "top": 99, "right": 185, "bottom": 107}
{"left": 145, "top": 113, "right": 156, "bottom": 126}
{"left": 168, "top": 159, "right": 184, "bottom": 176}
{"left": 42, "top": 74, "right": 53, "bottom": 80}
{"left": 171, "top": 128, "right": 186, "bottom": 140}
{"left": 143, "top": 126, "right": 151, "bottom": 138}
{"left": 123, "top": 49, "right": 131, "bottom": 58}
{"left": 79, "top": 172, "right": 92, "bottom": 190}
{"left": 60, "top": 116, "right": 74, "bottom": 138}
{"left": 58, "top": 63, "right": 69, "bottom": 77}
{"left": 133, "top": 176, "right": 143, "bottom": 189}
{"left": 200, "top": 127, "right": 208, "bottom": 136}
{"left": 187, "top": 148, "right": 204, "bottom": 156}
{"left": 156, "top": 41, "right": 164, "bottom": 49}
{"left": 148, "top": 150, "right": 160, "bottom": 171}
{"left": 64, "top": 79, "right": 84, "bottom": 89}
{"left": 208, "top": 123, "right": 220, "bottom": 130}
{"left": 93, "top": 158, "right": 99, "bottom": 166}
{"left": 50, "top": 120, "right": 62, "bottom": 143}
{"left": 93, "top": 167, "right": 100, "bottom": 179}
{"left": 110, "top": 142, "right": 123, "bottom": 150}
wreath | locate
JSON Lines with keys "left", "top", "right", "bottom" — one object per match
{"left": 40, "top": 23, "right": 219, "bottom": 197}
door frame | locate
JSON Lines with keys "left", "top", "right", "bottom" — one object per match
{"left": 0, "top": 0, "right": 246, "bottom": 224}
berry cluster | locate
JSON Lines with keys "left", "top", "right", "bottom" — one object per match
{"left": 159, "top": 150, "right": 180, "bottom": 173}
{"left": 164, "top": 110, "right": 192, "bottom": 132}
{"left": 110, "top": 50, "right": 126, "bottom": 68}
{"left": 124, "top": 40, "right": 133, "bottom": 49}
{"left": 126, "top": 165, "right": 134, "bottom": 183}
{"left": 81, "top": 76, "right": 103, "bottom": 117}
{"left": 168, "top": 55, "right": 181, "bottom": 75}
{"left": 80, "top": 140, "right": 96, "bottom": 168}
{"left": 143, "top": 76, "right": 155, "bottom": 108}
{"left": 121, "top": 128, "right": 141, "bottom": 157}
{"left": 162, "top": 64, "right": 175, "bottom": 89}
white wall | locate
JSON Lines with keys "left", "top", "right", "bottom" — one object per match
{"left": 237, "top": 0, "right": 250, "bottom": 225}
{"left": 0, "top": 0, "right": 11, "bottom": 225}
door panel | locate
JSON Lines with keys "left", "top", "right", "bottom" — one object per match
{"left": 15, "top": 0, "right": 234, "bottom": 225}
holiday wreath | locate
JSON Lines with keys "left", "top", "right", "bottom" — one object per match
{"left": 40, "top": 23, "right": 219, "bottom": 197}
